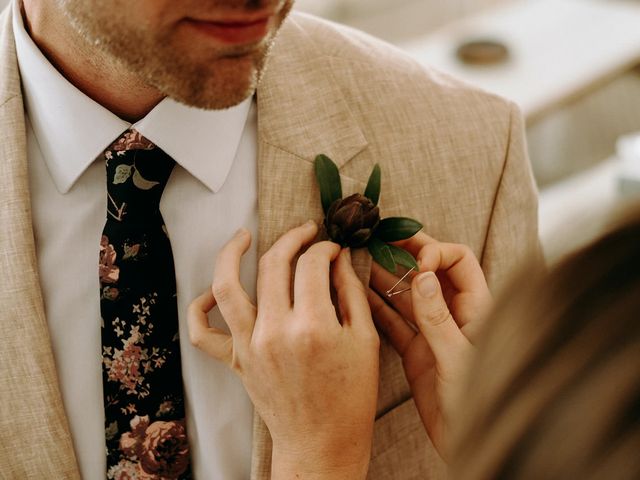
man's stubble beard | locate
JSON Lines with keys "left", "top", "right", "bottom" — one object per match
{"left": 58, "top": 0, "right": 292, "bottom": 110}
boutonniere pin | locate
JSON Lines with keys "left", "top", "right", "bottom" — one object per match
{"left": 314, "top": 154, "right": 423, "bottom": 275}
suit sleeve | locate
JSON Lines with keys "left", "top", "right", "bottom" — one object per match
{"left": 480, "top": 102, "right": 543, "bottom": 295}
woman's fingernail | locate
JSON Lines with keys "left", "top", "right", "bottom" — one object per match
{"left": 305, "top": 220, "right": 316, "bottom": 228}
{"left": 344, "top": 247, "right": 351, "bottom": 261}
{"left": 417, "top": 272, "right": 438, "bottom": 298}
{"left": 235, "top": 228, "right": 248, "bottom": 237}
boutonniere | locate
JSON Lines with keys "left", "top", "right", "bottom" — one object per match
{"left": 314, "top": 154, "right": 423, "bottom": 274}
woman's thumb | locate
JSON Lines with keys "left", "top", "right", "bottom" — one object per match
{"left": 412, "top": 272, "right": 468, "bottom": 367}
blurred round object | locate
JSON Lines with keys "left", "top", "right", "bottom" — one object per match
{"left": 616, "top": 133, "right": 640, "bottom": 162}
{"left": 456, "top": 39, "right": 510, "bottom": 65}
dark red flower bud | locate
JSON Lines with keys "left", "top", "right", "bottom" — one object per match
{"left": 325, "top": 193, "right": 380, "bottom": 247}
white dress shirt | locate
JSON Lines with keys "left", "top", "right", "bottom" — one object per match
{"left": 13, "top": 3, "right": 256, "bottom": 478}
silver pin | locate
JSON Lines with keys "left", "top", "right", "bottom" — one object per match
{"left": 385, "top": 266, "right": 416, "bottom": 297}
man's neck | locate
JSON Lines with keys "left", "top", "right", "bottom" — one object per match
{"left": 22, "top": 0, "right": 163, "bottom": 122}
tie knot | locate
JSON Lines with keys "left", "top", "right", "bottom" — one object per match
{"left": 104, "top": 129, "right": 175, "bottom": 223}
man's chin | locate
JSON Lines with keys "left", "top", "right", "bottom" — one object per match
{"left": 166, "top": 88, "right": 255, "bottom": 110}
{"left": 152, "top": 52, "right": 263, "bottom": 110}
{"left": 191, "top": 89, "right": 255, "bottom": 110}
{"left": 150, "top": 67, "right": 258, "bottom": 110}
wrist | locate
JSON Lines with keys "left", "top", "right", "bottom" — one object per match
{"left": 271, "top": 433, "right": 371, "bottom": 480}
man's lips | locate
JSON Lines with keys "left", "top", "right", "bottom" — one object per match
{"left": 185, "top": 16, "right": 272, "bottom": 45}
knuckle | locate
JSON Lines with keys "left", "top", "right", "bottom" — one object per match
{"left": 251, "top": 332, "right": 284, "bottom": 367}
{"left": 457, "top": 243, "right": 474, "bottom": 258}
{"left": 417, "top": 245, "right": 438, "bottom": 271}
{"left": 211, "top": 280, "right": 234, "bottom": 304}
{"left": 418, "top": 243, "right": 430, "bottom": 257}
{"left": 289, "top": 323, "right": 327, "bottom": 353}
{"left": 186, "top": 301, "right": 199, "bottom": 318}
{"left": 296, "top": 251, "right": 317, "bottom": 269}
{"left": 298, "top": 251, "right": 329, "bottom": 271}
{"left": 252, "top": 330, "right": 277, "bottom": 353}
{"left": 259, "top": 250, "right": 287, "bottom": 271}
{"left": 188, "top": 329, "right": 203, "bottom": 349}
{"left": 427, "top": 307, "right": 453, "bottom": 327}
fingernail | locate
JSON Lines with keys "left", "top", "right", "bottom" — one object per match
{"left": 417, "top": 272, "right": 438, "bottom": 298}
{"left": 235, "top": 228, "right": 248, "bottom": 237}
{"left": 343, "top": 247, "right": 351, "bottom": 261}
{"left": 305, "top": 220, "right": 316, "bottom": 228}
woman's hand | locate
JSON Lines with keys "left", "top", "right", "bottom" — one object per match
{"left": 368, "top": 232, "right": 492, "bottom": 460}
{"left": 188, "top": 221, "right": 379, "bottom": 479}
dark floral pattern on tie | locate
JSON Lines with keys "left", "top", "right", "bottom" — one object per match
{"left": 99, "top": 129, "right": 191, "bottom": 480}
{"left": 102, "top": 293, "right": 172, "bottom": 399}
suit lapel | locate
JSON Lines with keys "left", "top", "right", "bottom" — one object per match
{"left": 0, "top": 6, "right": 79, "bottom": 478}
{"left": 254, "top": 14, "right": 370, "bottom": 257}
{"left": 250, "top": 14, "right": 372, "bottom": 478}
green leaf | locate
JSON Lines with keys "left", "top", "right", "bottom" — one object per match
{"left": 375, "top": 217, "right": 423, "bottom": 242}
{"left": 388, "top": 245, "right": 419, "bottom": 271}
{"left": 364, "top": 164, "right": 381, "bottom": 206}
{"left": 368, "top": 237, "right": 396, "bottom": 273}
{"left": 314, "top": 154, "right": 342, "bottom": 214}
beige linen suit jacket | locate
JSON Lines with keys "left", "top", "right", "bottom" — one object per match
{"left": 0, "top": 5, "right": 539, "bottom": 479}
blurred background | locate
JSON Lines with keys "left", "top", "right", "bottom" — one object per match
{"left": 296, "top": 0, "right": 640, "bottom": 261}
{"left": 5, "top": 0, "right": 640, "bottom": 260}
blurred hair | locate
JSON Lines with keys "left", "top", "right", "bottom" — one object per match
{"left": 450, "top": 203, "right": 640, "bottom": 480}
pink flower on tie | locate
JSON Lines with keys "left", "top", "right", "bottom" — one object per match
{"left": 106, "top": 337, "right": 144, "bottom": 394}
{"left": 111, "top": 131, "right": 155, "bottom": 152}
{"left": 100, "top": 235, "right": 120, "bottom": 284}
{"left": 119, "top": 415, "right": 190, "bottom": 479}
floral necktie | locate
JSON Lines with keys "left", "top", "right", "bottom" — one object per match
{"left": 99, "top": 130, "right": 191, "bottom": 480}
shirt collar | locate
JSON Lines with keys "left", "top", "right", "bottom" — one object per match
{"left": 12, "top": 0, "right": 252, "bottom": 194}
